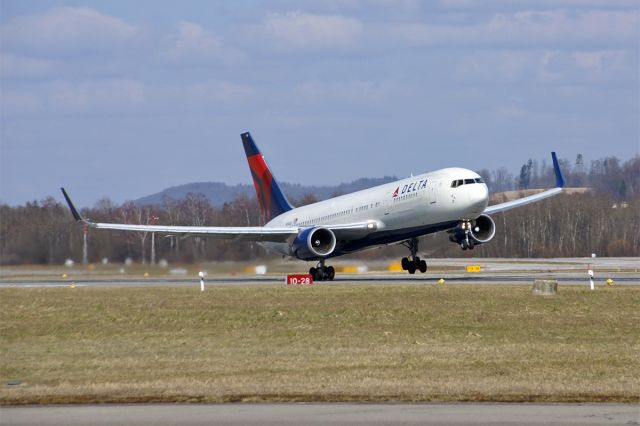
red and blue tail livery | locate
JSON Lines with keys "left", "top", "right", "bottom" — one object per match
{"left": 241, "top": 132, "right": 293, "bottom": 223}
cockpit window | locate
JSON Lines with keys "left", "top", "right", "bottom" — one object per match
{"left": 452, "top": 177, "right": 484, "bottom": 188}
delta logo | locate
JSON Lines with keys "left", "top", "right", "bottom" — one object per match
{"left": 393, "top": 179, "right": 428, "bottom": 198}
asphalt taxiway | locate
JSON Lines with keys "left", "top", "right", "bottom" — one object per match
{"left": 2, "top": 403, "right": 639, "bottom": 425}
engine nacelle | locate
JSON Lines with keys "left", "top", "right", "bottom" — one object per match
{"left": 291, "top": 227, "right": 337, "bottom": 260}
{"left": 448, "top": 214, "right": 496, "bottom": 247}
{"left": 469, "top": 214, "right": 496, "bottom": 243}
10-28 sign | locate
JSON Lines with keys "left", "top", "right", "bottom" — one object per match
{"left": 286, "top": 274, "right": 313, "bottom": 285}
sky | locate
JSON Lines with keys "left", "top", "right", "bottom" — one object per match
{"left": 1, "top": 0, "right": 639, "bottom": 207}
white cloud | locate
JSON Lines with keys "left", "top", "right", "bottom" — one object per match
{"left": 47, "top": 79, "right": 145, "bottom": 112}
{"left": 456, "top": 51, "right": 539, "bottom": 83}
{"left": 0, "top": 7, "right": 137, "bottom": 53}
{"left": 0, "top": 53, "right": 53, "bottom": 77}
{"left": 0, "top": 90, "right": 40, "bottom": 114}
{"left": 185, "top": 80, "right": 253, "bottom": 103}
{"left": 387, "top": 9, "right": 639, "bottom": 47}
{"left": 455, "top": 49, "right": 636, "bottom": 85}
{"left": 571, "top": 50, "right": 629, "bottom": 74}
{"left": 296, "top": 80, "right": 390, "bottom": 105}
{"left": 262, "top": 11, "right": 363, "bottom": 50}
{"left": 160, "top": 21, "right": 242, "bottom": 65}
{"left": 440, "top": 0, "right": 640, "bottom": 10}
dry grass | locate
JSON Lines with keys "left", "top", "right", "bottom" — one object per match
{"left": 1, "top": 284, "right": 638, "bottom": 404}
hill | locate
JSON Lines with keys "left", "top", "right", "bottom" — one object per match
{"left": 135, "top": 177, "right": 398, "bottom": 206}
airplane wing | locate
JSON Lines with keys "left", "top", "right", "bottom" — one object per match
{"left": 483, "top": 152, "right": 564, "bottom": 215}
{"left": 61, "top": 188, "right": 378, "bottom": 242}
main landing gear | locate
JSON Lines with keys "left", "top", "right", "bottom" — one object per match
{"left": 309, "top": 259, "right": 335, "bottom": 281}
{"left": 400, "top": 237, "right": 427, "bottom": 274}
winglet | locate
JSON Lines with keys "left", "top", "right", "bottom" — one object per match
{"left": 551, "top": 152, "right": 564, "bottom": 188}
{"left": 60, "top": 188, "right": 85, "bottom": 222}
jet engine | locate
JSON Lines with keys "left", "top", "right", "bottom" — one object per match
{"left": 291, "top": 227, "right": 337, "bottom": 260}
{"left": 448, "top": 214, "right": 496, "bottom": 250}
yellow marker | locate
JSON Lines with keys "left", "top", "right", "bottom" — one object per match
{"left": 606, "top": 278, "right": 614, "bottom": 286}
{"left": 144, "top": 272, "right": 149, "bottom": 277}
{"left": 69, "top": 282, "right": 76, "bottom": 289}
{"left": 437, "top": 278, "right": 445, "bottom": 285}
{"left": 62, "top": 273, "right": 67, "bottom": 279}
{"left": 388, "top": 262, "right": 403, "bottom": 272}
{"left": 466, "top": 265, "right": 481, "bottom": 272}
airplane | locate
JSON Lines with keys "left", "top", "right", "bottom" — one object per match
{"left": 62, "top": 132, "right": 565, "bottom": 281}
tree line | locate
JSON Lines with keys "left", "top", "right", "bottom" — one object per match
{"left": 1, "top": 155, "right": 638, "bottom": 265}
{"left": 479, "top": 154, "right": 639, "bottom": 199}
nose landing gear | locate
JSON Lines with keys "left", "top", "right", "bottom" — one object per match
{"left": 400, "top": 237, "right": 427, "bottom": 274}
{"left": 309, "top": 259, "right": 335, "bottom": 281}
{"left": 460, "top": 220, "right": 475, "bottom": 251}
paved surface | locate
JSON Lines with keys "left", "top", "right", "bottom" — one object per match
{"left": 1, "top": 272, "right": 638, "bottom": 288}
{"left": 2, "top": 403, "right": 639, "bottom": 425}
{"left": 1, "top": 258, "right": 638, "bottom": 287}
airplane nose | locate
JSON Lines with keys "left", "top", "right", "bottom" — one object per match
{"left": 470, "top": 185, "right": 489, "bottom": 212}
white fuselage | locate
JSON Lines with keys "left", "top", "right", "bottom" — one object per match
{"left": 263, "top": 167, "right": 489, "bottom": 257}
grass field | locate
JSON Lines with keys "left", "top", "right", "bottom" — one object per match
{"left": 1, "top": 284, "right": 638, "bottom": 404}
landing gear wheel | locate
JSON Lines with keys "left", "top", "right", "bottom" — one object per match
{"left": 327, "top": 266, "right": 335, "bottom": 281}
{"left": 401, "top": 257, "right": 410, "bottom": 270}
{"left": 400, "top": 237, "right": 429, "bottom": 275}
{"left": 310, "top": 262, "right": 335, "bottom": 281}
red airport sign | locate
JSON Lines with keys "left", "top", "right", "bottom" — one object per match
{"left": 286, "top": 274, "right": 313, "bottom": 285}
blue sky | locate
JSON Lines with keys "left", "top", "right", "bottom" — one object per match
{"left": 1, "top": 0, "right": 638, "bottom": 207}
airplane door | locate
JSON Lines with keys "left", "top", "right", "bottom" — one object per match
{"left": 428, "top": 180, "right": 438, "bottom": 204}
{"left": 383, "top": 195, "right": 391, "bottom": 216}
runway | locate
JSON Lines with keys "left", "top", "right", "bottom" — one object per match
{"left": 2, "top": 257, "right": 637, "bottom": 288}
{"left": 1, "top": 272, "right": 638, "bottom": 288}
{"left": 2, "top": 403, "right": 639, "bottom": 425}
{"left": 1, "top": 257, "right": 637, "bottom": 288}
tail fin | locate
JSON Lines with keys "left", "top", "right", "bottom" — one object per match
{"left": 241, "top": 132, "right": 293, "bottom": 223}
